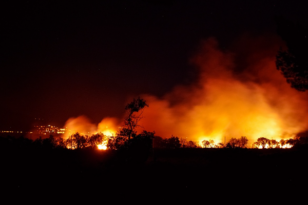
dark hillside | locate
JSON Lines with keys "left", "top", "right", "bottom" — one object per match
{"left": 1, "top": 136, "right": 307, "bottom": 202}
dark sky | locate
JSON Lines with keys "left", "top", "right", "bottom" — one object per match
{"left": 1, "top": 0, "right": 307, "bottom": 130}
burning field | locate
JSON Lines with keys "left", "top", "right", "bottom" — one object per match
{"left": 63, "top": 36, "right": 308, "bottom": 149}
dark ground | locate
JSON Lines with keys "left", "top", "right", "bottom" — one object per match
{"left": 1, "top": 146, "right": 308, "bottom": 203}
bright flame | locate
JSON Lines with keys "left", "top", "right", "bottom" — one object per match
{"left": 102, "top": 130, "right": 115, "bottom": 137}
{"left": 63, "top": 117, "right": 118, "bottom": 150}
{"left": 199, "top": 138, "right": 222, "bottom": 148}
{"left": 136, "top": 37, "right": 308, "bottom": 145}
{"left": 255, "top": 143, "right": 293, "bottom": 149}
{"left": 97, "top": 129, "right": 115, "bottom": 150}
{"left": 62, "top": 36, "right": 308, "bottom": 147}
{"left": 97, "top": 142, "right": 107, "bottom": 150}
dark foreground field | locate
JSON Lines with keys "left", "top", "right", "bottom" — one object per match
{"left": 1, "top": 146, "right": 308, "bottom": 203}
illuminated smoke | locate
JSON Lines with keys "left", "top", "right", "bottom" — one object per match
{"left": 63, "top": 116, "right": 119, "bottom": 139}
{"left": 64, "top": 36, "right": 308, "bottom": 147}
{"left": 136, "top": 37, "right": 308, "bottom": 146}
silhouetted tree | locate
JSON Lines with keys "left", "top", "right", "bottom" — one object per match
{"left": 179, "top": 138, "right": 187, "bottom": 148}
{"left": 202, "top": 140, "right": 211, "bottom": 148}
{"left": 252, "top": 141, "right": 260, "bottom": 148}
{"left": 238, "top": 136, "right": 248, "bottom": 148}
{"left": 120, "top": 130, "right": 155, "bottom": 164}
{"left": 226, "top": 137, "right": 248, "bottom": 148}
{"left": 254, "top": 137, "right": 270, "bottom": 149}
{"left": 259, "top": 137, "right": 270, "bottom": 148}
{"left": 153, "top": 136, "right": 164, "bottom": 148}
{"left": 227, "top": 138, "right": 239, "bottom": 148}
{"left": 42, "top": 135, "right": 56, "bottom": 149}
{"left": 107, "top": 135, "right": 126, "bottom": 150}
{"left": 130, "top": 130, "right": 154, "bottom": 151}
{"left": 53, "top": 136, "right": 66, "bottom": 148}
{"left": 186, "top": 140, "right": 197, "bottom": 148}
{"left": 122, "top": 97, "right": 148, "bottom": 142}
{"left": 276, "top": 17, "right": 308, "bottom": 91}
{"left": 166, "top": 136, "right": 181, "bottom": 149}
{"left": 218, "top": 143, "right": 224, "bottom": 148}
{"left": 294, "top": 131, "right": 308, "bottom": 147}
{"left": 286, "top": 138, "right": 296, "bottom": 146}
{"left": 71, "top": 133, "right": 83, "bottom": 149}
{"left": 88, "top": 134, "right": 103, "bottom": 147}
{"left": 270, "top": 139, "right": 278, "bottom": 148}
{"left": 107, "top": 136, "right": 116, "bottom": 150}
{"left": 33, "top": 137, "right": 43, "bottom": 148}
{"left": 66, "top": 133, "right": 87, "bottom": 149}
{"left": 202, "top": 140, "right": 225, "bottom": 148}
{"left": 280, "top": 139, "right": 286, "bottom": 147}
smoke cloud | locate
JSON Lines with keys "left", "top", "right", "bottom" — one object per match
{"left": 63, "top": 116, "right": 119, "bottom": 139}
{"left": 64, "top": 36, "right": 308, "bottom": 147}
{"left": 137, "top": 37, "right": 308, "bottom": 146}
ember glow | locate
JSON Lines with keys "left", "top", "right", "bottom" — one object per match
{"left": 63, "top": 37, "right": 308, "bottom": 148}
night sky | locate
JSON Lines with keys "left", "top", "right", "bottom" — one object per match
{"left": 1, "top": 0, "right": 307, "bottom": 130}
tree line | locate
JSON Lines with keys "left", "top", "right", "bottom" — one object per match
{"left": 2, "top": 129, "right": 308, "bottom": 151}
{"left": 2, "top": 96, "right": 308, "bottom": 150}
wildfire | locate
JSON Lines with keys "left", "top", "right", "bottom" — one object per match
{"left": 62, "top": 37, "right": 308, "bottom": 148}
{"left": 62, "top": 116, "right": 118, "bottom": 150}
{"left": 198, "top": 139, "right": 294, "bottom": 149}
{"left": 199, "top": 138, "right": 223, "bottom": 148}
{"left": 136, "top": 37, "right": 308, "bottom": 145}
{"left": 255, "top": 143, "right": 293, "bottom": 149}
{"left": 97, "top": 141, "right": 108, "bottom": 150}
{"left": 96, "top": 129, "right": 115, "bottom": 150}
{"left": 253, "top": 139, "right": 294, "bottom": 149}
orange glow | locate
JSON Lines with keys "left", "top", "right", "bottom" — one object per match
{"left": 136, "top": 37, "right": 308, "bottom": 146}
{"left": 63, "top": 116, "right": 97, "bottom": 139}
{"left": 63, "top": 116, "right": 118, "bottom": 139}
{"left": 199, "top": 138, "right": 221, "bottom": 148}
{"left": 96, "top": 126, "right": 116, "bottom": 150}
{"left": 254, "top": 142, "right": 293, "bottom": 149}
{"left": 97, "top": 142, "right": 107, "bottom": 150}
{"left": 62, "top": 37, "right": 308, "bottom": 148}
{"left": 102, "top": 130, "right": 113, "bottom": 136}
{"left": 63, "top": 117, "right": 118, "bottom": 149}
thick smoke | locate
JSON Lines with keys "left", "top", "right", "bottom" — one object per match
{"left": 63, "top": 116, "right": 119, "bottom": 139}
{"left": 64, "top": 36, "right": 308, "bottom": 147}
{"left": 136, "top": 37, "right": 308, "bottom": 146}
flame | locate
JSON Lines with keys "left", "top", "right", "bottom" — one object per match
{"left": 255, "top": 143, "right": 293, "bottom": 149}
{"left": 136, "top": 37, "right": 308, "bottom": 145}
{"left": 63, "top": 116, "right": 118, "bottom": 149}
{"left": 101, "top": 130, "right": 114, "bottom": 137}
{"left": 199, "top": 138, "right": 221, "bottom": 148}
{"left": 62, "top": 36, "right": 308, "bottom": 147}
{"left": 97, "top": 141, "right": 107, "bottom": 150}
{"left": 96, "top": 128, "right": 115, "bottom": 150}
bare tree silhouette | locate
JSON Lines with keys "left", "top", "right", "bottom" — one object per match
{"left": 122, "top": 97, "right": 148, "bottom": 142}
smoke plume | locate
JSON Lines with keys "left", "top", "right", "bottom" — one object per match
{"left": 137, "top": 36, "right": 308, "bottom": 146}
{"left": 64, "top": 36, "right": 308, "bottom": 147}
